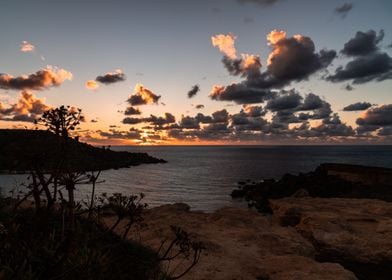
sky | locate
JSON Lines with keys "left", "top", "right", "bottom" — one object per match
{"left": 0, "top": 0, "right": 391, "bottom": 145}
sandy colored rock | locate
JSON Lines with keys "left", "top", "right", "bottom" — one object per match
{"left": 258, "top": 255, "right": 357, "bottom": 280}
{"left": 270, "top": 198, "right": 392, "bottom": 265}
{"left": 108, "top": 203, "right": 358, "bottom": 280}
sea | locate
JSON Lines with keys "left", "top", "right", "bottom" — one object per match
{"left": 1, "top": 145, "right": 392, "bottom": 212}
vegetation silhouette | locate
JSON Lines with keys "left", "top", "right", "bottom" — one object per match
{"left": 0, "top": 105, "right": 204, "bottom": 279}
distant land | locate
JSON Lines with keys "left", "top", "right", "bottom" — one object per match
{"left": 0, "top": 129, "right": 166, "bottom": 173}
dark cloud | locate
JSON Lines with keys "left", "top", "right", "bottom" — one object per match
{"left": 195, "top": 104, "right": 204, "bottom": 109}
{"left": 345, "top": 84, "right": 354, "bottom": 91}
{"left": 122, "top": 117, "right": 142, "bottom": 125}
{"left": 195, "top": 113, "right": 213, "bottom": 124}
{"left": 243, "top": 105, "right": 265, "bottom": 117}
{"left": 326, "top": 52, "right": 392, "bottom": 84}
{"left": 378, "top": 126, "right": 392, "bottom": 136}
{"left": 187, "top": 85, "right": 200, "bottom": 98}
{"left": 96, "top": 70, "right": 126, "bottom": 84}
{"left": 341, "top": 30, "right": 384, "bottom": 57}
{"left": 356, "top": 105, "right": 392, "bottom": 126}
{"left": 212, "top": 109, "right": 229, "bottom": 123}
{"left": 210, "top": 84, "right": 276, "bottom": 104}
{"left": 145, "top": 113, "right": 176, "bottom": 126}
{"left": 122, "top": 113, "right": 175, "bottom": 126}
{"left": 0, "top": 68, "right": 72, "bottom": 90}
{"left": 211, "top": 31, "right": 336, "bottom": 105}
{"left": 334, "top": 2, "right": 353, "bottom": 19}
{"left": 179, "top": 116, "right": 200, "bottom": 129}
{"left": 310, "top": 115, "right": 355, "bottom": 137}
{"left": 343, "top": 102, "right": 372, "bottom": 111}
{"left": 127, "top": 84, "right": 161, "bottom": 106}
{"left": 222, "top": 55, "right": 262, "bottom": 79}
{"left": 327, "top": 30, "right": 392, "bottom": 84}
{"left": 99, "top": 129, "right": 141, "bottom": 140}
{"left": 264, "top": 33, "right": 336, "bottom": 85}
{"left": 266, "top": 91, "right": 302, "bottom": 111}
{"left": 237, "top": 0, "right": 284, "bottom": 7}
{"left": 124, "top": 106, "right": 141, "bottom": 115}
{"left": 299, "top": 93, "right": 325, "bottom": 110}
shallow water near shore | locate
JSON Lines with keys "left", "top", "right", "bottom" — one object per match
{"left": 1, "top": 145, "right": 392, "bottom": 212}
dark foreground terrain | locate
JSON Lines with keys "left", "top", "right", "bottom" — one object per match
{"left": 0, "top": 129, "right": 166, "bottom": 172}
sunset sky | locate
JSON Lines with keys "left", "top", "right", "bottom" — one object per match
{"left": 1, "top": 0, "right": 391, "bottom": 145}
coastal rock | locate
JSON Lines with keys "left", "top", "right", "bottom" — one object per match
{"left": 111, "top": 203, "right": 357, "bottom": 280}
{"left": 270, "top": 198, "right": 392, "bottom": 279}
{"left": 258, "top": 255, "right": 357, "bottom": 280}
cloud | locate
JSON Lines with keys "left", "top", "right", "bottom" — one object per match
{"left": 345, "top": 84, "right": 354, "bottom": 91}
{"left": 20, "top": 41, "right": 35, "bottom": 52}
{"left": 0, "top": 90, "right": 51, "bottom": 122}
{"left": 122, "top": 117, "right": 142, "bottom": 125}
{"left": 211, "top": 33, "right": 237, "bottom": 59}
{"left": 243, "top": 105, "right": 265, "bottom": 117}
{"left": 179, "top": 116, "right": 200, "bottom": 129}
{"left": 122, "top": 113, "right": 175, "bottom": 126}
{"left": 95, "top": 69, "right": 126, "bottom": 84}
{"left": 266, "top": 91, "right": 302, "bottom": 111}
{"left": 334, "top": 2, "right": 353, "bottom": 19}
{"left": 210, "top": 30, "right": 336, "bottom": 105}
{"left": 124, "top": 106, "right": 142, "bottom": 115}
{"left": 127, "top": 83, "right": 161, "bottom": 106}
{"left": 341, "top": 30, "right": 384, "bottom": 56}
{"left": 212, "top": 109, "right": 229, "bottom": 123}
{"left": 188, "top": 85, "right": 200, "bottom": 98}
{"left": 264, "top": 30, "right": 336, "bottom": 85}
{"left": 327, "top": 30, "right": 392, "bottom": 84}
{"left": 310, "top": 114, "right": 355, "bottom": 137}
{"left": 210, "top": 83, "right": 275, "bottom": 104}
{"left": 222, "top": 54, "right": 262, "bottom": 78}
{"left": 356, "top": 104, "right": 392, "bottom": 126}
{"left": 0, "top": 67, "right": 73, "bottom": 91}
{"left": 343, "top": 102, "right": 372, "bottom": 111}
{"left": 98, "top": 128, "right": 142, "bottom": 140}
{"left": 237, "top": 0, "right": 283, "bottom": 7}
{"left": 85, "top": 80, "right": 99, "bottom": 90}
{"left": 326, "top": 52, "right": 392, "bottom": 84}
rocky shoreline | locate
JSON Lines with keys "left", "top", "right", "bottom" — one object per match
{"left": 105, "top": 164, "right": 392, "bottom": 280}
{"left": 112, "top": 198, "right": 391, "bottom": 280}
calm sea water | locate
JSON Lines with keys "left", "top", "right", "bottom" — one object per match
{"left": 1, "top": 146, "right": 392, "bottom": 212}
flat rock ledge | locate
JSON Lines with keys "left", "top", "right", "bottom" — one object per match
{"left": 108, "top": 197, "right": 392, "bottom": 280}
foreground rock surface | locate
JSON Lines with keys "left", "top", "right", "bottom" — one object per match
{"left": 270, "top": 198, "right": 392, "bottom": 280}
{"left": 105, "top": 199, "right": 392, "bottom": 280}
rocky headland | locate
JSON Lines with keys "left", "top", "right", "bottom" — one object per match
{"left": 0, "top": 129, "right": 166, "bottom": 173}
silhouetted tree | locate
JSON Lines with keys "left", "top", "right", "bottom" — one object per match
{"left": 34, "top": 105, "right": 84, "bottom": 139}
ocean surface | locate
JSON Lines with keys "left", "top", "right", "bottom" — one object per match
{"left": 1, "top": 145, "right": 392, "bottom": 212}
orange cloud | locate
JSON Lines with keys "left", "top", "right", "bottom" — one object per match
{"left": 127, "top": 83, "right": 161, "bottom": 106}
{"left": 210, "top": 85, "right": 225, "bottom": 100}
{"left": 0, "top": 66, "right": 73, "bottom": 90}
{"left": 86, "top": 80, "right": 99, "bottom": 90}
{"left": 14, "top": 90, "right": 51, "bottom": 115}
{"left": 266, "top": 30, "right": 286, "bottom": 45}
{"left": 211, "top": 33, "right": 237, "bottom": 59}
{"left": 20, "top": 41, "right": 35, "bottom": 52}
